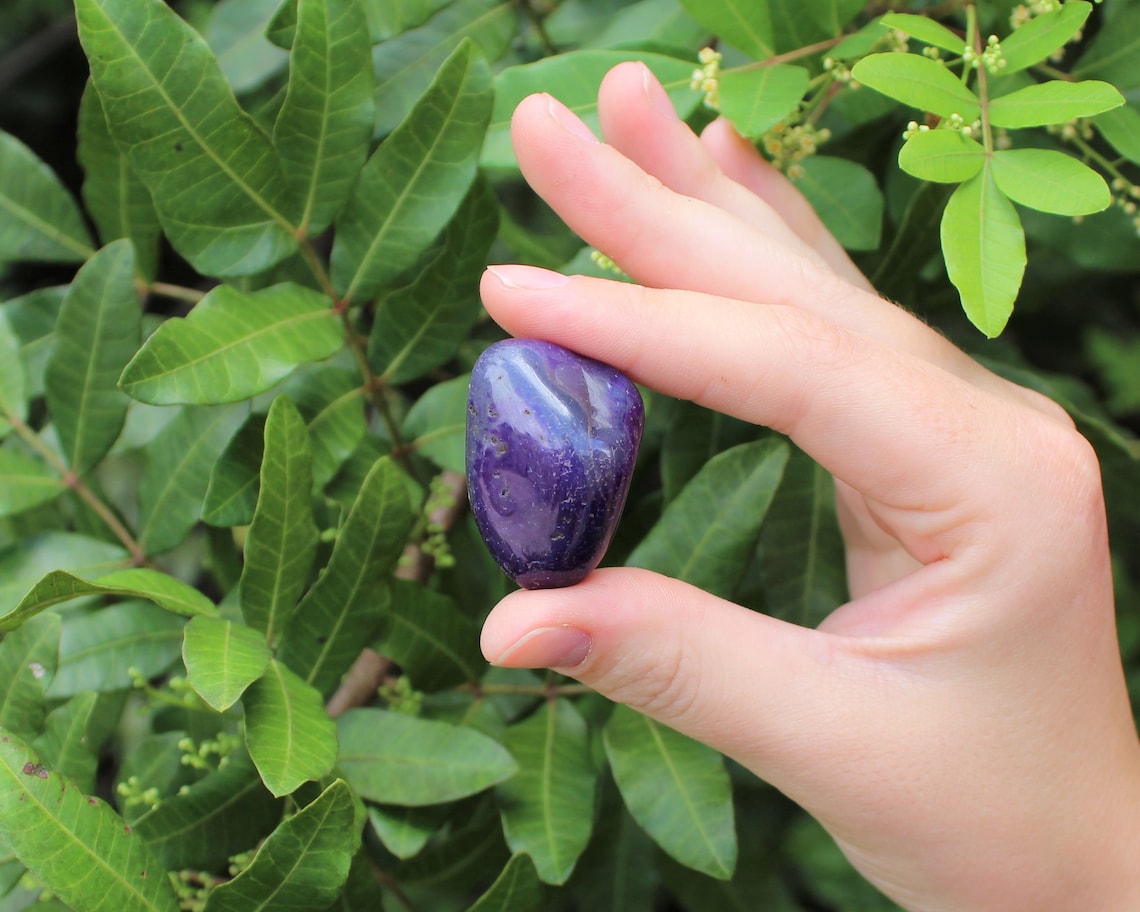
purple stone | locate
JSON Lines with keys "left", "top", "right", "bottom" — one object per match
{"left": 466, "top": 338, "right": 644, "bottom": 589}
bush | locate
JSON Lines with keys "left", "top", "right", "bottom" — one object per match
{"left": 0, "top": 0, "right": 1137, "bottom": 909}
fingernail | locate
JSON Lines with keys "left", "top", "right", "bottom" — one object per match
{"left": 491, "top": 626, "right": 592, "bottom": 670}
{"left": 546, "top": 95, "right": 599, "bottom": 143}
{"left": 486, "top": 264, "right": 572, "bottom": 289}
{"left": 641, "top": 64, "right": 678, "bottom": 121}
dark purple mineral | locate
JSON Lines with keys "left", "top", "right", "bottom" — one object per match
{"left": 466, "top": 338, "right": 644, "bottom": 589}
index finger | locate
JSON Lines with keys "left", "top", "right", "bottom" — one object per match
{"left": 480, "top": 267, "right": 1071, "bottom": 560}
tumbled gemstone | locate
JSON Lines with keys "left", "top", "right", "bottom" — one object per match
{"left": 466, "top": 338, "right": 644, "bottom": 589}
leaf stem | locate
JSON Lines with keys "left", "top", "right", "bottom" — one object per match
{"left": 968, "top": 5, "right": 994, "bottom": 156}
{"left": 4, "top": 410, "right": 147, "bottom": 565}
{"left": 733, "top": 36, "right": 844, "bottom": 73}
{"left": 144, "top": 281, "right": 207, "bottom": 304}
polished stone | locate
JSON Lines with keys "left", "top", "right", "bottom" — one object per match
{"left": 466, "top": 339, "right": 644, "bottom": 589}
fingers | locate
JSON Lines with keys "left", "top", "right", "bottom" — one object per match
{"left": 480, "top": 266, "right": 1037, "bottom": 554}
{"left": 510, "top": 91, "right": 1014, "bottom": 397}
{"left": 697, "top": 115, "right": 871, "bottom": 289}
{"left": 594, "top": 62, "right": 837, "bottom": 277}
{"left": 479, "top": 567, "right": 839, "bottom": 773}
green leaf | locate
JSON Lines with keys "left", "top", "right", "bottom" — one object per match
{"left": 987, "top": 79, "right": 1123, "bottom": 128}
{"left": 991, "top": 148, "right": 1110, "bottom": 216}
{"left": 1093, "top": 104, "right": 1140, "bottom": 166}
{"left": 372, "top": 0, "right": 515, "bottom": 137}
{"left": 627, "top": 439, "right": 789, "bottom": 599}
{"left": 1, "top": 568, "right": 216, "bottom": 634}
{"left": 879, "top": 12, "right": 964, "bottom": 53}
{"left": 1074, "top": 3, "right": 1140, "bottom": 91}
{"left": 794, "top": 156, "right": 884, "bottom": 251}
{"left": 50, "top": 601, "right": 185, "bottom": 699}
{"left": 379, "top": 581, "right": 482, "bottom": 692}
{"left": 74, "top": 0, "right": 301, "bottom": 277}
{"left": 77, "top": 82, "right": 161, "bottom": 279}
{"left": 337, "top": 708, "right": 518, "bottom": 805}
{"left": 804, "top": 0, "right": 865, "bottom": 37}
{"left": 243, "top": 659, "right": 339, "bottom": 798}
{"left": 203, "top": 779, "right": 357, "bottom": 911}
{"left": 0, "top": 312, "right": 26, "bottom": 438}
{"left": 999, "top": 1, "right": 1091, "bottom": 75}
{"left": 0, "top": 533, "right": 130, "bottom": 617}
{"left": 203, "top": 0, "right": 290, "bottom": 95}
{"left": 760, "top": 446, "right": 847, "bottom": 628}
{"left": 284, "top": 366, "right": 368, "bottom": 490}
{"left": 0, "top": 131, "right": 94, "bottom": 264}
{"left": 332, "top": 39, "right": 493, "bottom": 304}
{"left": 0, "top": 612, "right": 60, "bottom": 738}
{"left": 496, "top": 700, "right": 597, "bottom": 885}
{"left": 718, "top": 65, "right": 810, "bottom": 139}
{"left": 4, "top": 287, "right": 67, "bottom": 403}
{"left": 137, "top": 405, "right": 246, "bottom": 556}
{"left": 467, "top": 853, "right": 544, "bottom": 912}
{"left": 273, "top": 0, "right": 375, "bottom": 237}
{"left": 941, "top": 166, "right": 1025, "bottom": 338}
{"left": 675, "top": 0, "right": 772, "bottom": 57}
{"left": 133, "top": 748, "right": 283, "bottom": 871}
{"left": 182, "top": 616, "right": 272, "bottom": 712}
{"left": 484, "top": 51, "right": 700, "bottom": 171}
{"left": 369, "top": 175, "right": 498, "bottom": 385}
{"left": 280, "top": 457, "right": 416, "bottom": 696}
{"left": 403, "top": 373, "right": 469, "bottom": 473}
{"left": 202, "top": 413, "right": 265, "bottom": 526}
{"left": 570, "top": 778, "right": 658, "bottom": 911}
{"left": 0, "top": 450, "right": 65, "bottom": 518}
{"left": 850, "top": 53, "right": 981, "bottom": 120}
{"left": 0, "top": 730, "right": 180, "bottom": 912}
{"left": 603, "top": 704, "right": 736, "bottom": 880}
{"left": 367, "top": 804, "right": 446, "bottom": 860}
{"left": 32, "top": 692, "right": 100, "bottom": 794}
{"left": 898, "top": 129, "right": 985, "bottom": 183}
{"left": 239, "top": 396, "right": 319, "bottom": 644}
{"left": 120, "top": 283, "right": 343, "bottom": 406}
{"left": 44, "top": 240, "right": 139, "bottom": 475}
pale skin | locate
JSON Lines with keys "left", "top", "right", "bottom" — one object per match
{"left": 477, "top": 62, "right": 1140, "bottom": 910}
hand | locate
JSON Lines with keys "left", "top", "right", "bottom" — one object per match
{"left": 477, "top": 62, "right": 1140, "bottom": 910}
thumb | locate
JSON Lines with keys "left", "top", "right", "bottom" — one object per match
{"left": 480, "top": 567, "right": 844, "bottom": 777}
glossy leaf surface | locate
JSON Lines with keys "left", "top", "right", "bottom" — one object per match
{"left": 337, "top": 708, "right": 518, "bottom": 805}
{"left": 990, "top": 148, "right": 1110, "bottom": 216}
{"left": 332, "top": 39, "right": 493, "bottom": 304}
{"left": 0, "top": 131, "right": 93, "bottom": 263}
{"left": 279, "top": 456, "right": 415, "bottom": 696}
{"left": 120, "top": 284, "right": 343, "bottom": 406}
{"left": 182, "top": 615, "right": 272, "bottom": 712}
{"left": 851, "top": 53, "right": 981, "bottom": 120}
{"left": 204, "top": 779, "right": 357, "bottom": 911}
{"left": 496, "top": 699, "right": 597, "bottom": 884}
{"left": 44, "top": 240, "right": 139, "bottom": 475}
{"left": 74, "top": 0, "right": 301, "bottom": 277}
{"left": 941, "top": 167, "right": 1026, "bottom": 338}
{"left": 627, "top": 440, "right": 788, "bottom": 599}
{"left": 0, "top": 729, "right": 180, "bottom": 912}
{"left": 274, "top": 0, "right": 375, "bottom": 236}
{"left": 238, "top": 396, "right": 319, "bottom": 644}
{"left": 1, "top": 568, "right": 217, "bottom": 634}
{"left": 604, "top": 704, "right": 736, "bottom": 880}
{"left": 243, "top": 659, "right": 339, "bottom": 797}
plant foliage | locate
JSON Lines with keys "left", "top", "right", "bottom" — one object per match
{"left": 0, "top": 0, "right": 1137, "bottom": 909}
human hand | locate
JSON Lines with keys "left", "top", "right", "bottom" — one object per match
{"left": 477, "top": 62, "right": 1140, "bottom": 910}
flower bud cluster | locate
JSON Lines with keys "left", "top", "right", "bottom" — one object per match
{"left": 177, "top": 731, "right": 240, "bottom": 772}
{"left": 690, "top": 47, "right": 722, "bottom": 110}
{"left": 762, "top": 122, "right": 832, "bottom": 178}
{"left": 1110, "top": 177, "right": 1140, "bottom": 236}
{"left": 903, "top": 113, "right": 980, "bottom": 141}
{"left": 962, "top": 35, "right": 1007, "bottom": 73}
{"left": 822, "top": 56, "right": 855, "bottom": 83}
{"left": 116, "top": 774, "right": 162, "bottom": 810}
